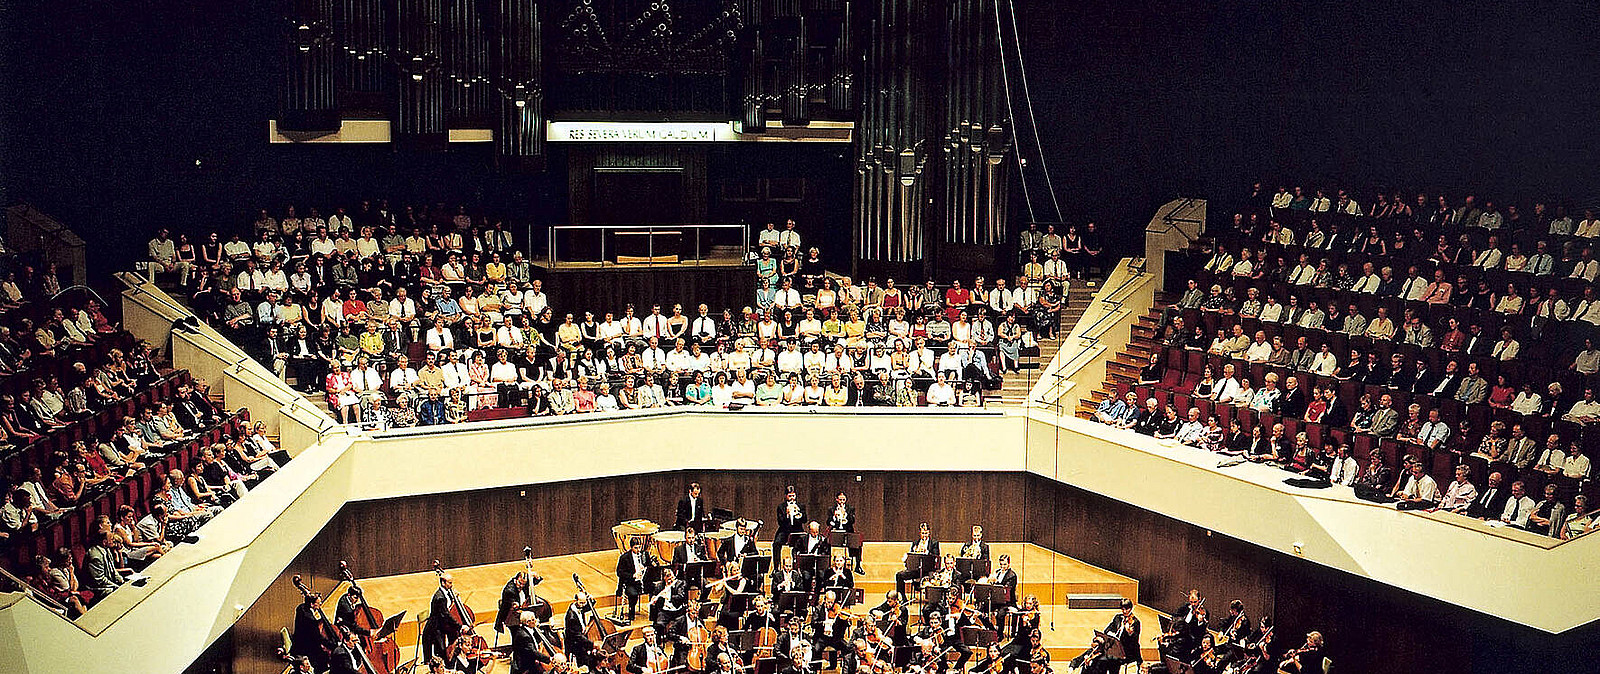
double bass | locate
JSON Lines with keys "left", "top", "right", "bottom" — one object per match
{"left": 572, "top": 574, "right": 630, "bottom": 672}
{"left": 338, "top": 561, "right": 402, "bottom": 674}
{"left": 294, "top": 575, "right": 379, "bottom": 674}
{"left": 432, "top": 561, "right": 491, "bottom": 672}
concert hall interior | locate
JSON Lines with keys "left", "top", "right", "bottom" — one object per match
{"left": 4, "top": 2, "right": 1600, "bottom": 674}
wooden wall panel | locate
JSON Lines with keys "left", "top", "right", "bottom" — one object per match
{"left": 218, "top": 470, "right": 1600, "bottom": 674}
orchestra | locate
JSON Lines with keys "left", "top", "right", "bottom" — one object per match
{"left": 277, "top": 485, "right": 1320, "bottom": 674}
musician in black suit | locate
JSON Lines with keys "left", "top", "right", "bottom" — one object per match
{"left": 675, "top": 482, "right": 710, "bottom": 532}
{"left": 1077, "top": 599, "right": 1140, "bottom": 674}
{"left": 869, "top": 591, "right": 910, "bottom": 648}
{"left": 984, "top": 554, "right": 1018, "bottom": 611}
{"left": 719, "top": 519, "right": 763, "bottom": 583}
{"left": 773, "top": 486, "right": 807, "bottom": 569}
{"left": 291, "top": 592, "right": 334, "bottom": 672}
{"left": 1159, "top": 589, "right": 1207, "bottom": 662}
{"left": 770, "top": 556, "right": 810, "bottom": 606}
{"left": 894, "top": 523, "right": 940, "bottom": 595}
{"left": 564, "top": 593, "right": 599, "bottom": 671}
{"left": 827, "top": 492, "right": 865, "bottom": 574}
{"left": 423, "top": 573, "right": 467, "bottom": 662}
{"left": 774, "top": 616, "right": 813, "bottom": 671}
{"left": 616, "top": 538, "right": 654, "bottom": 621}
{"left": 649, "top": 567, "right": 689, "bottom": 633}
{"left": 672, "top": 529, "right": 714, "bottom": 590}
{"left": 1277, "top": 631, "right": 1326, "bottom": 674}
{"left": 334, "top": 586, "right": 375, "bottom": 638}
{"left": 794, "top": 520, "right": 830, "bottom": 557}
{"left": 627, "top": 625, "right": 671, "bottom": 674}
{"left": 819, "top": 555, "right": 855, "bottom": 598}
{"left": 957, "top": 525, "right": 990, "bottom": 561}
{"left": 928, "top": 605, "right": 975, "bottom": 671}
{"left": 328, "top": 629, "right": 366, "bottom": 674}
{"left": 509, "top": 610, "right": 554, "bottom": 674}
{"left": 495, "top": 571, "right": 532, "bottom": 634}
{"left": 1215, "top": 600, "right": 1253, "bottom": 671}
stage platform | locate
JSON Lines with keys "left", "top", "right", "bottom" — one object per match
{"left": 529, "top": 258, "right": 757, "bottom": 320}
{"left": 340, "top": 542, "right": 1164, "bottom": 671}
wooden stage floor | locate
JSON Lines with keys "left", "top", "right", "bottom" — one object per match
{"left": 341, "top": 543, "right": 1165, "bottom": 671}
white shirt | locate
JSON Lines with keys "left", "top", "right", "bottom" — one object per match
{"left": 1570, "top": 260, "right": 1599, "bottom": 281}
{"left": 1244, "top": 341, "right": 1273, "bottom": 362}
{"left": 523, "top": 291, "right": 548, "bottom": 316}
{"left": 1351, "top": 274, "right": 1380, "bottom": 293}
{"left": 390, "top": 297, "right": 417, "bottom": 320}
{"left": 690, "top": 316, "right": 718, "bottom": 340}
{"left": 389, "top": 368, "right": 420, "bottom": 390}
{"left": 926, "top": 383, "right": 955, "bottom": 406}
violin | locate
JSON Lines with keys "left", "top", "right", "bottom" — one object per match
{"left": 432, "top": 560, "right": 477, "bottom": 627}
{"left": 338, "top": 561, "right": 401, "bottom": 674}
{"left": 446, "top": 628, "right": 496, "bottom": 670}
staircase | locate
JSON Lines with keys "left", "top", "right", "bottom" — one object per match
{"left": 1074, "top": 293, "right": 1174, "bottom": 420}
{"left": 987, "top": 283, "right": 1098, "bottom": 407}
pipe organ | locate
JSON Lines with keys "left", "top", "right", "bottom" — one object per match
{"left": 277, "top": 0, "right": 1017, "bottom": 272}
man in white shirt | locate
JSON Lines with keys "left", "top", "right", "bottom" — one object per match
{"left": 1437, "top": 465, "right": 1478, "bottom": 514}
{"left": 665, "top": 341, "right": 696, "bottom": 375}
{"left": 776, "top": 342, "right": 804, "bottom": 376}
{"left": 641, "top": 337, "right": 669, "bottom": 374}
{"left": 926, "top": 374, "right": 956, "bottom": 406}
{"left": 756, "top": 223, "right": 782, "bottom": 249}
{"left": 389, "top": 355, "right": 420, "bottom": 396}
{"left": 1212, "top": 363, "right": 1244, "bottom": 403}
{"left": 1397, "top": 267, "right": 1429, "bottom": 301}
{"left": 1326, "top": 445, "right": 1359, "bottom": 486}
{"left": 1562, "top": 388, "right": 1600, "bottom": 425}
{"left": 1350, "top": 263, "right": 1380, "bottom": 294}
{"left": 309, "top": 230, "right": 338, "bottom": 257}
{"left": 1570, "top": 249, "right": 1599, "bottom": 282}
{"left": 1416, "top": 409, "right": 1451, "bottom": 451}
{"left": 1174, "top": 408, "right": 1206, "bottom": 445}
{"left": 523, "top": 280, "right": 549, "bottom": 317}
{"left": 690, "top": 304, "right": 718, "bottom": 345}
{"left": 641, "top": 305, "right": 672, "bottom": 342}
{"left": 1243, "top": 331, "right": 1273, "bottom": 362}
{"left": 1561, "top": 444, "right": 1592, "bottom": 480}
{"left": 1500, "top": 481, "right": 1536, "bottom": 528}
{"left": 1286, "top": 254, "right": 1316, "bottom": 285}
{"left": 772, "top": 280, "right": 802, "bottom": 311}
{"left": 1393, "top": 463, "right": 1440, "bottom": 510}
{"left": 777, "top": 219, "right": 802, "bottom": 250}
{"left": 145, "top": 228, "right": 190, "bottom": 285}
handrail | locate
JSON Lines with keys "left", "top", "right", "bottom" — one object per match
{"left": 0, "top": 565, "right": 71, "bottom": 619}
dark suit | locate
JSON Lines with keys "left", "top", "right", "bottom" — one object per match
{"left": 290, "top": 602, "right": 333, "bottom": 671}
{"left": 650, "top": 579, "right": 689, "bottom": 629}
{"left": 894, "top": 538, "right": 940, "bottom": 594}
{"left": 773, "top": 500, "right": 807, "bottom": 568}
{"left": 819, "top": 565, "right": 855, "bottom": 597}
{"left": 1279, "top": 388, "right": 1308, "bottom": 419}
{"left": 509, "top": 622, "right": 552, "bottom": 674}
{"left": 676, "top": 495, "right": 709, "bottom": 532}
{"left": 565, "top": 604, "right": 598, "bottom": 669}
{"left": 617, "top": 550, "right": 654, "bottom": 619}
{"left": 1467, "top": 484, "right": 1510, "bottom": 520}
{"left": 628, "top": 641, "right": 672, "bottom": 674}
{"left": 985, "top": 567, "right": 1018, "bottom": 609}
{"left": 672, "top": 541, "right": 714, "bottom": 589}
{"left": 1322, "top": 398, "right": 1349, "bottom": 427}
{"left": 957, "top": 540, "right": 990, "bottom": 561}
{"left": 826, "top": 503, "right": 862, "bottom": 567}
{"left": 794, "top": 532, "right": 831, "bottom": 559}
{"left": 424, "top": 587, "right": 466, "bottom": 661}
{"left": 496, "top": 577, "right": 532, "bottom": 634}
{"left": 770, "top": 567, "right": 811, "bottom": 603}
{"left": 328, "top": 642, "right": 365, "bottom": 674}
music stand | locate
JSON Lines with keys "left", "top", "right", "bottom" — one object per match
{"left": 794, "top": 553, "right": 828, "bottom": 577}
{"left": 971, "top": 583, "right": 1010, "bottom": 612}
{"left": 684, "top": 560, "right": 717, "bottom": 588}
{"left": 728, "top": 592, "right": 757, "bottom": 615}
{"left": 696, "top": 602, "right": 720, "bottom": 621}
{"left": 960, "top": 626, "right": 998, "bottom": 648}
{"left": 787, "top": 532, "right": 808, "bottom": 550}
{"left": 755, "top": 657, "right": 780, "bottom": 674}
{"left": 893, "top": 646, "right": 919, "bottom": 669}
{"left": 741, "top": 555, "right": 772, "bottom": 579}
{"left": 847, "top": 588, "right": 865, "bottom": 607}
{"left": 778, "top": 591, "right": 810, "bottom": 615}
{"left": 904, "top": 552, "right": 935, "bottom": 577}
{"left": 1094, "top": 631, "right": 1125, "bottom": 660}
{"left": 377, "top": 611, "right": 407, "bottom": 640}
{"left": 826, "top": 531, "right": 863, "bottom": 550}
{"left": 923, "top": 585, "right": 950, "bottom": 609}
{"left": 955, "top": 557, "right": 990, "bottom": 580}
{"left": 1162, "top": 655, "right": 1196, "bottom": 674}
{"left": 603, "top": 630, "right": 631, "bottom": 653}
{"left": 711, "top": 507, "right": 735, "bottom": 528}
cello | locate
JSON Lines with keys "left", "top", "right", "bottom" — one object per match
{"left": 681, "top": 601, "right": 711, "bottom": 672}
{"left": 338, "top": 561, "right": 402, "bottom": 674}
{"left": 294, "top": 575, "right": 378, "bottom": 674}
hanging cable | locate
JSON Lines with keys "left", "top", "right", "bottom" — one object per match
{"left": 1003, "top": 0, "right": 1064, "bottom": 224}
{"left": 989, "top": 0, "right": 1035, "bottom": 224}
